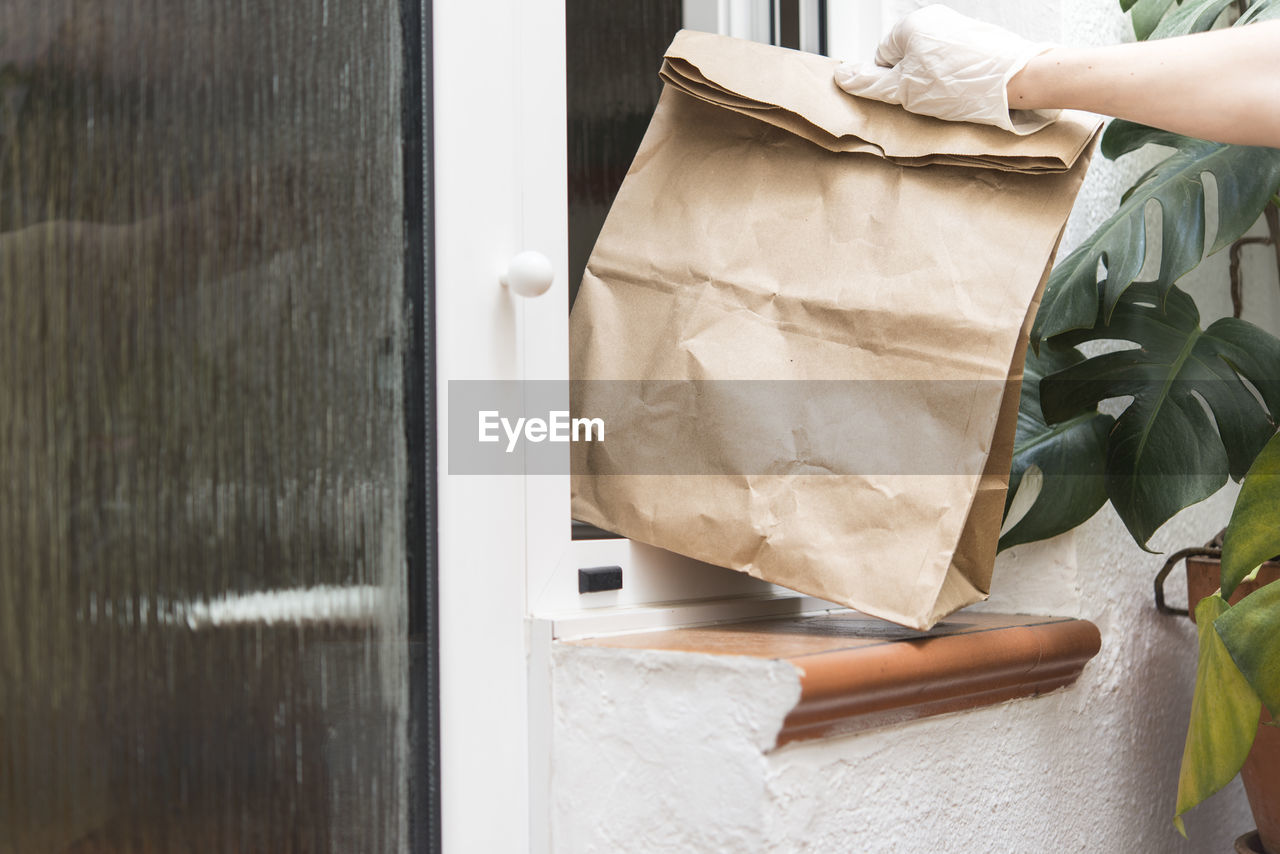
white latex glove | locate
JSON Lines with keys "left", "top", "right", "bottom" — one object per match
{"left": 833, "top": 5, "right": 1060, "bottom": 135}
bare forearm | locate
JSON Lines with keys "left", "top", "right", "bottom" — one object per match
{"left": 1008, "top": 21, "right": 1280, "bottom": 147}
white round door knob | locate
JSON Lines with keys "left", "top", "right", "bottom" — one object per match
{"left": 500, "top": 250, "right": 555, "bottom": 298}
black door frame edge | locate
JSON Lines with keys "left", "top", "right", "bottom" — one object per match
{"left": 402, "top": 0, "right": 440, "bottom": 850}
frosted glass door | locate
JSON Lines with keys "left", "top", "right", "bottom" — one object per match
{"left": 0, "top": 1, "right": 415, "bottom": 851}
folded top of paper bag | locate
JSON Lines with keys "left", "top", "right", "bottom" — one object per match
{"left": 661, "top": 29, "right": 1098, "bottom": 172}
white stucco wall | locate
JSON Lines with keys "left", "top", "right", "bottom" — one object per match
{"left": 551, "top": 1, "right": 1277, "bottom": 850}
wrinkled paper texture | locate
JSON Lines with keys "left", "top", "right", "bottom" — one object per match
{"left": 571, "top": 30, "right": 1099, "bottom": 629}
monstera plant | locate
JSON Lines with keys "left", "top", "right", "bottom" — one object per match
{"left": 999, "top": 0, "right": 1280, "bottom": 838}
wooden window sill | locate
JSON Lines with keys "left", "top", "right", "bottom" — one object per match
{"left": 566, "top": 611, "right": 1101, "bottom": 746}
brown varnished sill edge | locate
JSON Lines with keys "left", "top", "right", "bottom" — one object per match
{"left": 567, "top": 613, "right": 1101, "bottom": 749}
{"left": 778, "top": 618, "right": 1101, "bottom": 746}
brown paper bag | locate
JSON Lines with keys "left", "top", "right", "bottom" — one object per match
{"left": 570, "top": 30, "right": 1100, "bottom": 629}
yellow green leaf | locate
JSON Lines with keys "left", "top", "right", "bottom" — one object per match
{"left": 1174, "top": 594, "right": 1261, "bottom": 833}
{"left": 1216, "top": 579, "right": 1280, "bottom": 717}
{"left": 1222, "top": 431, "right": 1280, "bottom": 597}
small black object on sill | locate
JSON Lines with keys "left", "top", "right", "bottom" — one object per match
{"left": 578, "top": 566, "right": 623, "bottom": 594}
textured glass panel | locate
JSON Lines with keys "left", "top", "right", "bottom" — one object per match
{"left": 0, "top": 2, "right": 409, "bottom": 852}
{"left": 566, "top": 0, "right": 682, "bottom": 307}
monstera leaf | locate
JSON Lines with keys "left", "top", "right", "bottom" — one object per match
{"left": 999, "top": 346, "right": 1114, "bottom": 551}
{"left": 1238, "top": 0, "right": 1280, "bottom": 23}
{"left": 1125, "top": 0, "right": 1280, "bottom": 43}
{"left": 1040, "top": 282, "right": 1280, "bottom": 547}
{"left": 1122, "top": 0, "right": 1232, "bottom": 40}
{"left": 1122, "top": 0, "right": 1176, "bottom": 39}
{"left": 1148, "top": 0, "right": 1237, "bottom": 38}
{"left": 1033, "top": 128, "right": 1280, "bottom": 343}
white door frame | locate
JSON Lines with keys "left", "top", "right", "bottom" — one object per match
{"left": 434, "top": 0, "right": 550, "bottom": 847}
{"left": 434, "top": 2, "right": 874, "bottom": 848}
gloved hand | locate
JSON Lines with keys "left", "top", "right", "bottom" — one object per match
{"left": 833, "top": 5, "right": 1060, "bottom": 135}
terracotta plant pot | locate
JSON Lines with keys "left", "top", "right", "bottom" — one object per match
{"left": 1187, "top": 556, "right": 1280, "bottom": 854}
{"left": 1240, "top": 831, "right": 1268, "bottom": 854}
